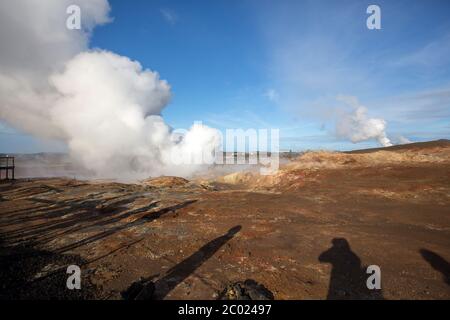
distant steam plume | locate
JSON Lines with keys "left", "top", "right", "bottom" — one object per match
{"left": 0, "top": 0, "right": 220, "bottom": 180}
{"left": 336, "top": 95, "right": 392, "bottom": 147}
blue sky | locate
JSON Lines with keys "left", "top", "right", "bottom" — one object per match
{"left": 1, "top": 0, "right": 450, "bottom": 152}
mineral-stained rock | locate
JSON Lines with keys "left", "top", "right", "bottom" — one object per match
{"left": 219, "top": 279, "right": 274, "bottom": 300}
{"left": 141, "top": 176, "right": 189, "bottom": 188}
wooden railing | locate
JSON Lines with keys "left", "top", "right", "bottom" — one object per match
{"left": 0, "top": 156, "right": 15, "bottom": 180}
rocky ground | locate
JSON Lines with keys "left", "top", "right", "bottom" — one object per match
{"left": 0, "top": 140, "right": 449, "bottom": 299}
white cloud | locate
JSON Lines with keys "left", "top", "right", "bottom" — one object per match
{"left": 264, "top": 88, "right": 279, "bottom": 102}
{"left": 160, "top": 8, "right": 178, "bottom": 25}
{"left": 392, "top": 33, "right": 450, "bottom": 68}
{"left": 372, "top": 86, "right": 450, "bottom": 122}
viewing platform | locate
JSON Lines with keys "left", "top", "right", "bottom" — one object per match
{"left": 0, "top": 156, "right": 15, "bottom": 180}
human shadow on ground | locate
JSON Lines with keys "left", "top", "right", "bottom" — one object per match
{"left": 420, "top": 248, "right": 450, "bottom": 286}
{"left": 122, "top": 226, "right": 242, "bottom": 300}
{"left": 319, "top": 238, "right": 384, "bottom": 300}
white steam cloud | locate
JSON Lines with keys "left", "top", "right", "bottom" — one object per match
{"left": 336, "top": 95, "right": 393, "bottom": 147}
{"left": 397, "top": 136, "right": 412, "bottom": 145}
{"left": 0, "top": 0, "right": 220, "bottom": 180}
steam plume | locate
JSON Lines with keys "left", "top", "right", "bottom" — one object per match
{"left": 0, "top": 0, "right": 220, "bottom": 180}
{"left": 336, "top": 95, "right": 392, "bottom": 147}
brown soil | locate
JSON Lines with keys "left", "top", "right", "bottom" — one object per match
{"left": 1, "top": 140, "right": 449, "bottom": 300}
